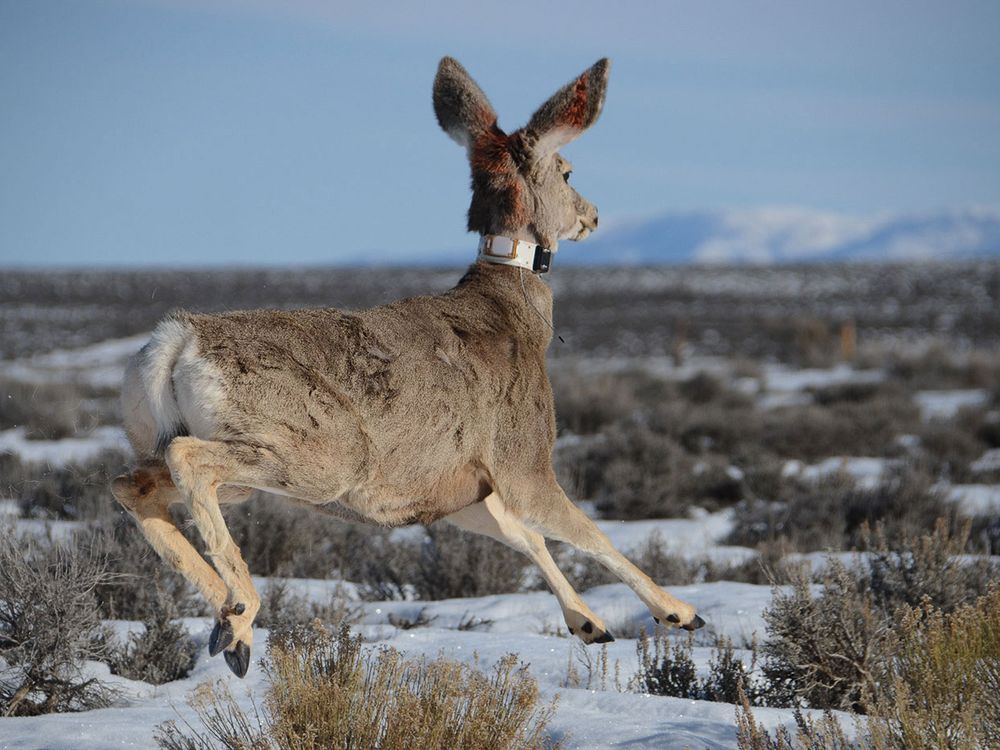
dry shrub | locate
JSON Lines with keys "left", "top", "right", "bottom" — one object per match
{"left": 970, "top": 513, "right": 1000, "bottom": 555}
{"left": 727, "top": 469, "right": 956, "bottom": 553}
{"left": 227, "top": 497, "right": 526, "bottom": 597}
{"left": 0, "top": 377, "right": 117, "bottom": 440}
{"left": 634, "top": 629, "right": 765, "bottom": 705}
{"left": 110, "top": 604, "right": 196, "bottom": 685}
{"left": 762, "top": 561, "right": 888, "bottom": 712}
{"left": 866, "top": 587, "right": 1000, "bottom": 750}
{"left": 862, "top": 519, "right": 996, "bottom": 615}
{"left": 254, "top": 578, "right": 362, "bottom": 632}
{"left": 914, "top": 418, "right": 990, "bottom": 483}
{"left": 571, "top": 424, "right": 702, "bottom": 519}
{"left": 358, "top": 524, "right": 527, "bottom": 601}
{"left": 223, "top": 494, "right": 370, "bottom": 580}
{"left": 562, "top": 641, "right": 625, "bottom": 692}
{"left": 760, "top": 397, "right": 917, "bottom": 464}
{"left": 678, "top": 371, "right": 727, "bottom": 404}
{"left": 11, "top": 449, "right": 129, "bottom": 521}
{"left": 738, "top": 588, "right": 1000, "bottom": 749}
{"left": 888, "top": 344, "right": 1000, "bottom": 390}
{"left": 0, "top": 526, "right": 117, "bottom": 716}
{"left": 155, "top": 623, "right": 561, "bottom": 750}
{"left": 550, "top": 370, "right": 649, "bottom": 435}
{"left": 761, "top": 521, "right": 998, "bottom": 713}
{"left": 735, "top": 686, "right": 857, "bottom": 750}
{"left": 662, "top": 399, "right": 760, "bottom": 459}
{"left": 76, "top": 518, "right": 208, "bottom": 620}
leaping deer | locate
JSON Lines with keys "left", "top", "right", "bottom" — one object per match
{"left": 111, "top": 57, "right": 704, "bottom": 678}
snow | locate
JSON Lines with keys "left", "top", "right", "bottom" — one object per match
{"left": 782, "top": 457, "right": 890, "bottom": 489}
{"left": 0, "top": 473, "right": 796, "bottom": 750}
{"left": 914, "top": 389, "right": 990, "bottom": 421}
{"left": 387, "top": 508, "right": 756, "bottom": 569}
{"left": 0, "top": 426, "right": 129, "bottom": 465}
{"left": 0, "top": 580, "right": 798, "bottom": 750}
{"left": 0, "top": 334, "right": 146, "bottom": 389}
{"left": 970, "top": 448, "right": 1000, "bottom": 474}
{"left": 0, "top": 341, "right": 944, "bottom": 749}
{"left": 594, "top": 509, "right": 755, "bottom": 566}
{"left": 944, "top": 484, "right": 1000, "bottom": 516}
{"left": 760, "top": 364, "right": 883, "bottom": 393}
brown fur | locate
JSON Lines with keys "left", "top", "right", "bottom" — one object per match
{"left": 111, "top": 57, "right": 702, "bottom": 675}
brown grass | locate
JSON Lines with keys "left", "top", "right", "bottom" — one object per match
{"left": 761, "top": 520, "right": 998, "bottom": 713}
{"left": 866, "top": 587, "right": 1000, "bottom": 750}
{"left": 155, "top": 623, "right": 561, "bottom": 750}
{"left": 735, "top": 686, "right": 857, "bottom": 750}
{"left": 736, "top": 587, "right": 1000, "bottom": 749}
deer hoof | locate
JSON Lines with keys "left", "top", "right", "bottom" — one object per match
{"left": 224, "top": 641, "right": 251, "bottom": 678}
{"left": 681, "top": 614, "right": 706, "bottom": 632}
{"left": 209, "top": 618, "right": 234, "bottom": 657}
{"left": 574, "top": 620, "right": 615, "bottom": 645}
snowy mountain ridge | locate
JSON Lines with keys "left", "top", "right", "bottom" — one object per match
{"left": 564, "top": 204, "right": 1000, "bottom": 265}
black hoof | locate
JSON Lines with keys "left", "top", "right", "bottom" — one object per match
{"left": 594, "top": 631, "right": 615, "bottom": 644}
{"left": 224, "top": 641, "right": 251, "bottom": 678}
{"left": 681, "top": 614, "right": 706, "bottom": 632}
{"left": 209, "top": 619, "right": 234, "bottom": 657}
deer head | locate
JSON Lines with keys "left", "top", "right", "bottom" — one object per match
{"left": 433, "top": 57, "right": 609, "bottom": 251}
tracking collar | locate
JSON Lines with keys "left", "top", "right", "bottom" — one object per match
{"left": 477, "top": 235, "right": 554, "bottom": 274}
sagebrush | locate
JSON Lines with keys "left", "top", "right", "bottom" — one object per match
{"left": 155, "top": 623, "right": 562, "bottom": 750}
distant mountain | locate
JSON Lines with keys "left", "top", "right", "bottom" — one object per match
{"left": 563, "top": 206, "right": 1000, "bottom": 265}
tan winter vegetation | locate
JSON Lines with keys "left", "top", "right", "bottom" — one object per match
{"left": 155, "top": 623, "right": 561, "bottom": 750}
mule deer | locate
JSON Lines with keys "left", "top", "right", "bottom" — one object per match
{"left": 111, "top": 57, "right": 704, "bottom": 678}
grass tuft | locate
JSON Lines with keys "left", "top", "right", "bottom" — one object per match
{"left": 156, "top": 623, "right": 561, "bottom": 750}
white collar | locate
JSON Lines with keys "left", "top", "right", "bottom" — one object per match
{"left": 477, "top": 235, "right": 554, "bottom": 274}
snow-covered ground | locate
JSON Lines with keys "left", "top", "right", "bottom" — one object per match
{"left": 0, "top": 334, "right": 145, "bottom": 389}
{"left": 1, "top": 335, "right": 996, "bottom": 749}
{"left": 914, "top": 389, "right": 991, "bottom": 421}
{"left": 0, "top": 425, "right": 128, "bottom": 466}
{"left": 0, "top": 634, "right": 827, "bottom": 750}
{"left": 0, "top": 491, "right": 799, "bottom": 750}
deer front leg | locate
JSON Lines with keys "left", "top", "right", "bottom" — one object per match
{"left": 515, "top": 479, "right": 705, "bottom": 632}
{"left": 165, "top": 437, "right": 261, "bottom": 677}
{"left": 445, "top": 493, "right": 614, "bottom": 644}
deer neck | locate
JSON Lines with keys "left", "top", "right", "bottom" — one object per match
{"left": 453, "top": 242, "right": 555, "bottom": 349}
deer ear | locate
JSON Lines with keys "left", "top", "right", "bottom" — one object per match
{"left": 524, "top": 58, "right": 610, "bottom": 160}
{"left": 433, "top": 57, "right": 498, "bottom": 150}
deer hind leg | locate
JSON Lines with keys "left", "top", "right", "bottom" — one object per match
{"left": 444, "top": 493, "right": 614, "bottom": 644}
{"left": 164, "top": 436, "right": 263, "bottom": 677}
{"left": 111, "top": 461, "right": 229, "bottom": 613}
{"left": 517, "top": 480, "right": 704, "bottom": 632}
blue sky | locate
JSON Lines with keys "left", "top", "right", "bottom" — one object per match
{"left": 1, "top": 0, "right": 999, "bottom": 266}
